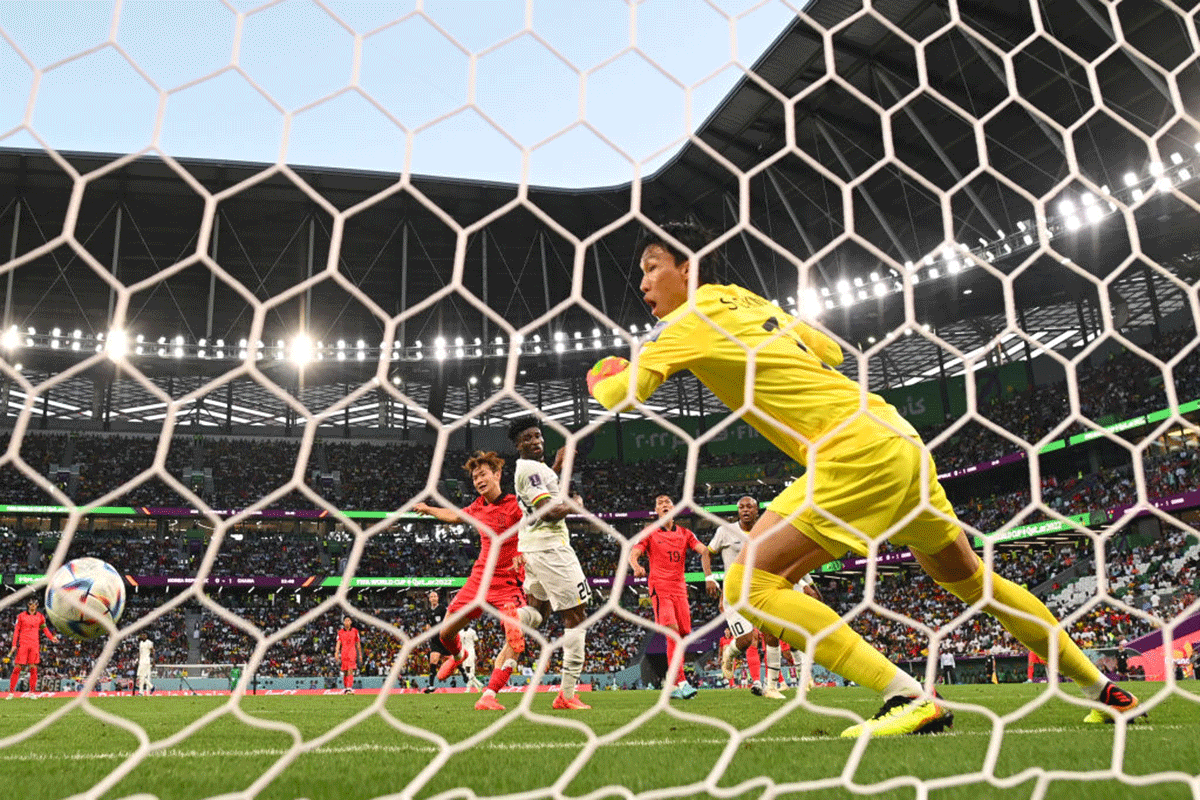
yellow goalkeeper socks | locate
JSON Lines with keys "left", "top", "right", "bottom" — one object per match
{"left": 725, "top": 564, "right": 910, "bottom": 696}
{"left": 937, "top": 563, "right": 1105, "bottom": 694}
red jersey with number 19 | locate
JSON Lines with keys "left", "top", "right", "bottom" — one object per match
{"left": 639, "top": 525, "right": 700, "bottom": 596}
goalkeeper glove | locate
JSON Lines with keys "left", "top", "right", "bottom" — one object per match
{"left": 586, "top": 356, "right": 629, "bottom": 396}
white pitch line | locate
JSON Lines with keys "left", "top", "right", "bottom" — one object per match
{"left": 0, "top": 725, "right": 1181, "bottom": 763}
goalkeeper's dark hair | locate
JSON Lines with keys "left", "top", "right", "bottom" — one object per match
{"left": 463, "top": 450, "right": 505, "bottom": 475}
{"left": 507, "top": 415, "right": 542, "bottom": 443}
{"left": 636, "top": 220, "right": 725, "bottom": 284}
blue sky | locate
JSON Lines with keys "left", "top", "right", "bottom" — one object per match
{"left": 0, "top": 0, "right": 801, "bottom": 188}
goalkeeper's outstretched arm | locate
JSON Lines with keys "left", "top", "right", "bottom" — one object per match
{"left": 588, "top": 356, "right": 663, "bottom": 411}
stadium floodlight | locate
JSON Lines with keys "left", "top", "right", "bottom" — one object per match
{"left": 290, "top": 333, "right": 314, "bottom": 366}
{"left": 825, "top": 299, "right": 835, "bottom": 310}
{"left": 11, "top": 363, "right": 19, "bottom": 371}
{"left": 1065, "top": 215, "right": 1081, "bottom": 230}
{"left": 1155, "top": 176, "right": 1172, "bottom": 192}
{"left": 874, "top": 283, "right": 887, "bottom": 297}
{"left": 392, "top": 375, "right": 401, "bottom": 385}
{"left": 1149, "top": 160, "right": 1164, "bottom": 176}
{"left": 867, "top": 335, "right": 876, "bottom": 344}
{"left": 554, "top": 331, "right": 565, "bottom": 341}
{"left": 1179, "top": 168, "right": 1192, "bottom": 181}
{"left": 1085, "top": 206, "right": 1103, "bottom": 224}
{"left": 964, "top": 288, "right": 973, "bottom": 295}
{"left": 853, "top": 277, "right": 863, "bottom": 288}
{"left": 836, "top": 279, "right": 850, "bottom": 293}
{"left": 468, "top": 376, "right": 478, "bottom": 385}
{"left": 839, "top": 292, "right": 854, "bottom": 307}
{"left": 857, "top": 289, "right": 868, "bottom": 301}
{"left": 1171, "top": 152, "right": 1183, "bottom": 165}
{"left": 1023, "top": 234, "right": 1034, "bottom": 245}
{"left": 1123, "top": 172, "right": 1138, "bottom": 187}
{"left": 555, "top": 341, "right": 565, "bottom": 353}
{"left": 911, "top": 273, "right": 920, "bottom": 284}
{"left": 1081, "top": 193, "right": 1096, "bottom": 206}
{"left": 1, "top": 326, "right": 19, "bottom": 350}
{"left": 869, "top": 272, "right": 878, "bottom": 282}
{"left": 52, "top": 327, "right": 61, "bottom": 337}
{"left": 1058, "top": 200, "right": 1075, "bottom": 215}
{"left": 492, "top": 375, "right": 501, "bottom": 386}
{"left": 1132, "top": 188, "right": 1145, "bottom": 201}
{"left": 929, "top": 267, "right": 940, "bottom": 278}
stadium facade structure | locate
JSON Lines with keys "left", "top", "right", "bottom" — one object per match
{"left": 1, "top": 1, "right": 1197, "bottom": 442}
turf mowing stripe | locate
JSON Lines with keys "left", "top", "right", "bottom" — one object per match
{"left": 0, "top": 725, "right": 1179, "bottom": 763}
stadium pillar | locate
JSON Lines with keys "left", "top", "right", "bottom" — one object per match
{"left": 1143, "top": 265, "right": 1163, "bottom": 336}
{"left": 4, "top": 198, "right": 19, "bottom": 330}
{"left": 591, "top": 246, "right": 609, "bottom": 320}
{"left": 107, "top": 204, "right": 122, "bottom": 326}
{"left": 480, "top": 229, "right": 488, "bottom": 351}
{"left": 935, "top": 340, "right": 952, "bottom": 422}
{"left": 400, "top": 221, "right": 408, "bottom": 347}
{"left": 539, "top": 232, "right": 551, "bottom": 317}
{"left": 206, "top": 213, "right": 220, "bottom": 340}
{"left": 1016, "top": 305, "right": 1037, "bottom": 389}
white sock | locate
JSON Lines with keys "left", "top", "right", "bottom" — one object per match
{"left": 766, "top": 644, "right": 781, "bottom": 688}
{"left": 560, "top": 627, "right": 586, "bottom": 697}
{"left": 518, "top": 606, "right": 544, "bottom": 629}
{"left": 882, "top": 669, "right": 924, "bottom": 701}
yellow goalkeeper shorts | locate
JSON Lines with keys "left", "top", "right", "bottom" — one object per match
{"left": 766, "top": 434, "right": 961, "bottom": 559}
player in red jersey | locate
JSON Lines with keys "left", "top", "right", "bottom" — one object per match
{"left": 8, "top": 598, "right": 57, "bottom": 693}
{"left": 334, "top": 615, "right": 362, "bottom": 694}
{"left": 414, "top": 450, "right": 536, "bottom": 711}
{"left": 629, "top": 495, "right": 716, "bottom": 700}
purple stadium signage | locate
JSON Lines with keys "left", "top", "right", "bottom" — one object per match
{"left": 126, "top": 576, "right": 319, "bottom": 588}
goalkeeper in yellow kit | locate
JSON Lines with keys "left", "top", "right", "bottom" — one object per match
{"left": 588, "top": 221, "right": 1141, "bottom": 736}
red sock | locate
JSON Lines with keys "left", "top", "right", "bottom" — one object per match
{"left": 486, "top": 666, "right": 513, "bottom": 694}
{"left": 746, "top": 645, "right": 761, "bottom": 685}
{"left": 344, "top": 674, "right": 352, "bottom": 689}
{"left": 728, "top": 677, "right": 736, "bottom": 689}
{"left": 8, "top": 669, "right": 18, "bottom": 692}
{"left": 28, "top": 666, "right": 36, "bottom": 693}
{"left": 440, "top": 632, "right": 463, "bottom": 659}
{"left": 666, "top": 637, "right": 686, "bottom": 684}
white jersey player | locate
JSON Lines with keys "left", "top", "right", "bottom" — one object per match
{"left": 459, "top": 627, "right": 485, "bottom": 691}
{"left": 710, "top": 496, "right": 788, "bottom": 698}
{"left": 509, "top": 416, "right": 592, "bottom": 710}
{"left": 136, "top": 633, "right": 154, "bottom": 696}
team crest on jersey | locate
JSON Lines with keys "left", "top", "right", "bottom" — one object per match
{"left": 645, "top": 320, "right": 668, "bottom": 342}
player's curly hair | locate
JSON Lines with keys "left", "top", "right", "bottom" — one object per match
{"left": 507, "top": 415, "right": 541, "bottom": 443}
{"left": 462, "top": 450, "right": 504, "bottom": 475}
{"left": 636, "top": 220, "right": 725, "bottom": 284}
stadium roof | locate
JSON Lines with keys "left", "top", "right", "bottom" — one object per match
{"left": 2, "top": 0, "right": 1198, "bottom": 432}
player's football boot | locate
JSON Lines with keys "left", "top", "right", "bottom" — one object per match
{"left": 670, "top": 681, "right": 698, "bottom": 700}
{"left": 1083, "top": 683, "right": 1145, "bottom": 724}
{"left": 552, "top": 691, "right": 592, "bottom": 710}
{"left": 436, "top": 654, "right": 462, "bottom": 682}
{"left": 720, "top": 643, "right": 737, "bottom": 681}
{"left": 761, "top": 685, "right": 786, "bottom": 700}
{"left": 840, "top": 694, "right": 954, "bottom": 738}
{"left": 474, "top": 694, "right": 506, "bottom": 711}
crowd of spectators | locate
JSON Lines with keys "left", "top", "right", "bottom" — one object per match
{"left": 0, "top": 328, "right": 1194, "bottom": 515}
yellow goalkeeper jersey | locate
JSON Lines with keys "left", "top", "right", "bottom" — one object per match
{"left": 594, "top": 283, "right": 918, "bottom": 463}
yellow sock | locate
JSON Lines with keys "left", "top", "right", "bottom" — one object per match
{"left": 725, "top": 564, "right": 901, "bottom": 695}
{"left": 938, "top": 563, "right": 1104, "bottom": 690}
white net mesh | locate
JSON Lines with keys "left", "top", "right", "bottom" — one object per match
{"left": 1, "top": 1, "right": 1200, "bottom": 798}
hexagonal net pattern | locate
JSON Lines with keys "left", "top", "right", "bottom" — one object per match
{"left": 1, "top": 1, "right": 1199, "bottom": 798}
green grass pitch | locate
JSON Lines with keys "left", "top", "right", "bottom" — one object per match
{"left": 0, "top": 683, "right": 1196, "bottom": 800}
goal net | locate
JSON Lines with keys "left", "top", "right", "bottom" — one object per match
{"left": 1, "top": 0, "right": 1199, "bottom": 798}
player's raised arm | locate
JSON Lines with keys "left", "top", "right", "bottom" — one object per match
{"left": 413, "top": 501, "right": 471, "bottom": 526}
